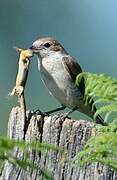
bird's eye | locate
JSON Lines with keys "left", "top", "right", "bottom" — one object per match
{"left": 43, "top": 42, "right": 51, "bottom": 48}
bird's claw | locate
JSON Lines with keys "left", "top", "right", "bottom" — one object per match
{"left": 56, "top": 112, "right": 71, "bottom": 120}
{"left": 34, "top": 109, "right": 50, "bottom": 117}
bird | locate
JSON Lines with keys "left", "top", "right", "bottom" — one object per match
{"left": 29, "top": 37, "right": 105, "bottom": 125}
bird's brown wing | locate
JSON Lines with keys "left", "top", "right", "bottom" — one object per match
{"left": 62, "top": 56, "right": 85, "bottom": 96}
{"left": 62, "top": 56, "right": 105, "bottom": 125}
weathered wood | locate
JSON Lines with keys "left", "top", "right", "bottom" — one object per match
{"left": 1, "top": 107, "right": 117, "bottom": 180}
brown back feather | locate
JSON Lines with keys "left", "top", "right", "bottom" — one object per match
{"left": 62, "top": 56, "right": 85, "bottom": 96}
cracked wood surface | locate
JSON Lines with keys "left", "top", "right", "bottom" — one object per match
{"left": 1, "top": 107, "right": 117, "bottom": 180}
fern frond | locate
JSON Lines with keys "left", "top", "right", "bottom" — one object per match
{"left": 104, "top": 111, "right": 113, "bottom": 123}
{"left": 94, "top": 103, "right": 117, "bottom": 119}
{"left": 73, "top": 124, "right": 117, "bottom": 170}
{"left": 92, "top": 98, "right": 113, "bottom": 106}
{"left": 76, "top": 72, "right": 117, "bottom": 123}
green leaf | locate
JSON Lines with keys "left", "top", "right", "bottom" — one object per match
{"left": 76, "top": 72, "right": 117, "bottom": 123}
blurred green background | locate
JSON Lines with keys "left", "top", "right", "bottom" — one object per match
{"left": 0, "top": 0, "right": 117, "bottom": 134}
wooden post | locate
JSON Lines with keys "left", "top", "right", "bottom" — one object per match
{"left": 1, "top": 107, "right": 117, "bottom": 180}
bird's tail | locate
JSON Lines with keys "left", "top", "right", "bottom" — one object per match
{"left": 95, "top": 114, "right": 107, "bottom": 126}
{"left": 82, "top": 103, "right": 107, "bottom": 126}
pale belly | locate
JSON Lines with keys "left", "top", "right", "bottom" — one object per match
{"left": 38, "top": 58, "right": 83, "bottom": 109}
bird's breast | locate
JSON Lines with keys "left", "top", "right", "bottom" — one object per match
{"left": 38, "top": 57, "right": 82, "bottom": 108}
{"left": 40, "top": 56, "right": 71, "bottom": 89}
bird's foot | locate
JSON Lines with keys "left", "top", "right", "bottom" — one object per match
{"left": 55, "top": 112, "right": 71, "bottom": 120}
{"left": 33, "top": 109, "right": 50, "bottom": 117}
{"left": 33, "top": 106, "right": 66, "bottom": 117}
{"left": 55, "top": 107, "right": 77, "bottom": 120}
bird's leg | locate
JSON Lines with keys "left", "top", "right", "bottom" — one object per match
{"left": 34, "top": 105, "right": 66, "bottom": 117}
{"left": 44, "top": 106, "right": 66, "bottom": 114}
{"left": 66, "top": 107, "right": 77, "bottom": 116}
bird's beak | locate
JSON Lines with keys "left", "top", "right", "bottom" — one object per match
{"left": 29, "top": 46, "right": 35, "bottom": 51}
{"left": 29, "top": 46, "right": 40, "bottom": 54}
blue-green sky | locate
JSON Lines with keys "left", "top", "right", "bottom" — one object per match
{"left": 0, "top": 0, "right": 117, "bottom": 134}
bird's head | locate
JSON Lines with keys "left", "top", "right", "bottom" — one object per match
{"left": 29, "top": 37, "right": 66, "bottom": 58}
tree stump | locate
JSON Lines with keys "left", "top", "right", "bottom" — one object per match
{"left": 0, "top": 107, "right": 117, "bottom": 180}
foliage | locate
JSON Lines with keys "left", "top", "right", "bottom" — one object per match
{"left": 73, "top": 123, "right": 117, "bottom": 170}
{"left": 74, "top": 72, "right": 117, "bottom": 170}
{"left": 0, "top": 136, "right": 65, "bottom": 179}
{"left": 76, "top": 72, "right": 117, "bottom": 123}
{"left": 2, "top": 72, "right": 117, "bottom": 176}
